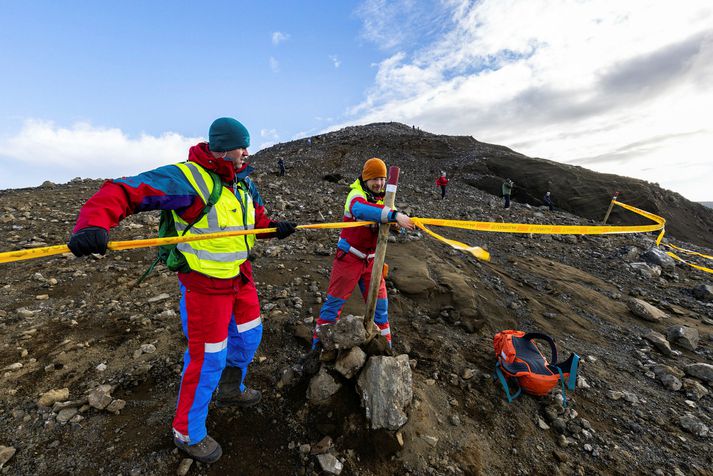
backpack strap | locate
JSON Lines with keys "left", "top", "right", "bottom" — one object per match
{"left": 134, "top": 169, "right": 224, "bottom": 286}
{"left": 495, "top": 362, "right": 522, "bottom": 403}
{"left": 554, "top": 353, "right": 580, "bottom": 390}
{"left": 522, "top": 332, "right": 558, "bottom": 364}
{"left": 179, "top": 170, "right": 223, "bottom": 236}
{"left": 555, "top": 366, "right": 569, "bottom": 408}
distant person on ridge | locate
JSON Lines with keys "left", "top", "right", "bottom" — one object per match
{"left": 502, "top": 178, "right": 514, "bottom": 209}
{"left": 67, "top": 117, "right": 297, "bottom": 464}
{"left": 278, "top": 157, "right": 285, "bottom": 176}
{"left": 313, "top": 157, "right": 415, "bottom": 349}
{"left": 435, "top": 171, "right": 449, "bottom": 199}
{"left": 544, "top": 191, "right": 554, "bottom": 211}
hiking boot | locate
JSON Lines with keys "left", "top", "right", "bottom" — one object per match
{"left": 215, "top": 366, "right": 262, "bottom": 408}
{"left": 174, "top": 435, "right": 222, "bottom": 463}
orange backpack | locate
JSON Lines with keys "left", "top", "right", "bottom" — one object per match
{"left": 494, "top": 330, "right": 579, "bottom": 406}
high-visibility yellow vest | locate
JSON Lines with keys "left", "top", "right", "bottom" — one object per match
{"left": 343, "top": 179, "right": 384, "bottom": 219}
{"left": 172, "top": 162, "right": 255, "bottom": 279}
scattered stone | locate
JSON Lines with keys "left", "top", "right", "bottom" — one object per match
{"left": 682, "top": 379, "right": 709, "bottom": 401}
{"left": 665, "top": 325, "right": 699, "bottom": 351}
{"left": 2, "top": 362, "right": 22, "bottom": 371}
{"left": 106, "top": 399, "right": 126, "bottom": 414}
{"left": 0, "top": 446, "right": 16, "bottom": 468}
{"left": 140, "top": 343, "right": 157, "bottom": 354}
{"left": 87, "top": 385, "right": 114, "bottom": 410}
{"left": 629, "top": 262, "right": 661, "bottom": 278}
{"left": 38, "top": 388, "right": 70, "bottom": 407}
{"left": 641, "top": 247, "right": 676, "bottom": 271}
{"left": 334, "top": 346, "right": 367, "bottom": 379}
{"left": 307, "top": 367, "right": 341, "bottom": 405}
{"left": 627, "top": 298, "right": 668, "bottom": 322}
{"left": 317, "top": 314, "right": 367, "bottom": 351}
{"left": 310, "top": 436, "right": 333, "bottom": 455}
{"left": 56, "top": 407, "right": 79, "bottom": 424}
{"left": 684, "top": 363, "right": 713, "bottom": 384}
{"left": 692, "top": 284, "right": 713, "bottom": 301}
{"left": 679, "top": 413, "right": 709, "bottom": 437}
{"left": 606, "top": 390, "right": 623, "bottom": 401}
{"left": 642, "top": 329, "right": 672, "bottom": 355}
{"left": 176, "top": 458, "right": 193, "bottom": 476}
{"left": 316, "top": 453, "right": 343, "bottom": 475}
{"left": 147, "top": 293, "right": 171, "bottom": 303}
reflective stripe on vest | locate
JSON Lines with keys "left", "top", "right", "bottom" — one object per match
{"left": 171, "top": 162, "right": 255, "bottom": 279}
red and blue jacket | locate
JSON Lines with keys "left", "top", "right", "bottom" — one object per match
{"left": 338, "top": 178, "right": 398, "bottom": 255}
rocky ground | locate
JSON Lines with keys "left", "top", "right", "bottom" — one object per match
{"left": 0, "top": 123, "right": 712, "bottom": 475}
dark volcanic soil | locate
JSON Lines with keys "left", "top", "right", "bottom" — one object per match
{"left": 0, "top": 123, "right": 712, "bottom": 476}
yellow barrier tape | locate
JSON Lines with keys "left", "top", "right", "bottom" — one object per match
{"left": 0, "top": 221, "right": 376, "bottom": 264}
{"left": 663, "top": 243, "right": 713, "bottom": 261}
{"left": 0, "top": 200, "right": 695, "bottom": 273}
{"left": 664, "top": 250, "right": 713, "bottom": 274}
{"left": 411, "top": 199, "right": 665, "bottom": 263}
{"left": 413, "top": 219, "right": 491, "bottom": 261}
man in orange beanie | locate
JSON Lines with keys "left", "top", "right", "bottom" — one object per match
{"left": 313, "top": 158, "right": 414, "bottom": 348}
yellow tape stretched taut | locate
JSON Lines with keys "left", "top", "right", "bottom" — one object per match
{"left": 663, "top": 243, "right": 713, "bottom": 261}
{"left": 664, "top": 250, "right": 713, "bottom": 274}
{"left": 0, "top": 200, "right": 684, "bottom": 268}
{"left": 0, "top": 221, "right": 374, "bottom": 265}
{"left": 412, "top": 200, "right": 665, "bottom": 262}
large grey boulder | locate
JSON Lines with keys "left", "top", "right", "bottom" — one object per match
{"left": 357, "top": 355, "right": 413, "bottom": 430}
{"left": 665, "top": 325, "right": 699, "bottom": 351}
{"left": 684, "top": 363, "right": 713, "bottom": 384}
{"left": 641, "top": 247, "right": 676, "bottom": 271}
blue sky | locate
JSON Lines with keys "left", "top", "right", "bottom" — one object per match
{"left": 1, "top": 0, "right": 712, "bottom": 201}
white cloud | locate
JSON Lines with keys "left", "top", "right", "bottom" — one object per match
{"left": 260, "top": 128, "right": 279, "bottom": 140}
{"left": 345, "top": 0, "right": 713, "bottom": 201}
{"left": 272, "top": 31, "right": 290, "bottom": 45}
{"left": 269, "top": 56, "right": 280, "bottom": 73}
{"left": 0, "top": 119, "right": 201, "bottom": 189}
{"left": 329, "top": 54, "right": 341, "bottom": 68}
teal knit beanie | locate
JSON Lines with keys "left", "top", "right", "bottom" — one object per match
{"left": 209, "top": 117, "right": 250, "bottom": 152}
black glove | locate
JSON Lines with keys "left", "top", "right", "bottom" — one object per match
{"left": 68, "top": 227, "right": 109, "bottom": 257}
{"left": 273, "top": 221, "right": 297, "bottom": 239}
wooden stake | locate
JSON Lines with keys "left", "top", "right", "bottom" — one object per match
{"left": 602, "top": 192, "right": 620, "bottom": 224}
{"left": 364, "top": 166, "right": 400, "bottom": 335}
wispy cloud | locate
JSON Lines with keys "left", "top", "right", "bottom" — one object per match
{"left": 329, "top": 54, "right": 341, "bottom": 68}
{"left": 0, "top": 119, "right": 201, "bottom": 189}
{"left": 271, "top": 31, "right": 290, "bottom": 46}
{"left": 260, "top": 128, "right": 279, "bottom": 141}
{"left": 343, "top": 0, "right": 713, "bottom": 200}
{"left": 269, "top": 56, "right": 280, "bottom": 73}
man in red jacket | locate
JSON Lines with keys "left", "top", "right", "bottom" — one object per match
{"left": 313, "top": 158, "right": 414, "bottom": 349}
{"left": 67, "top": 117, "right": 296, "bottom": 464}
{"left": 435, "top": 171, "right": 449, "bottom": 199}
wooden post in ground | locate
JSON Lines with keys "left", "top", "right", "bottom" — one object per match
{"left": 602, "top": 192, "right": 620, "bottom": 224}
{"left": 364, "top": 166, "right": 400, "bottom": 336}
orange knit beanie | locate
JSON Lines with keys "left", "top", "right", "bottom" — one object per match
{"left": 362, "top": 158, "right": 387, "bottom": 181}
